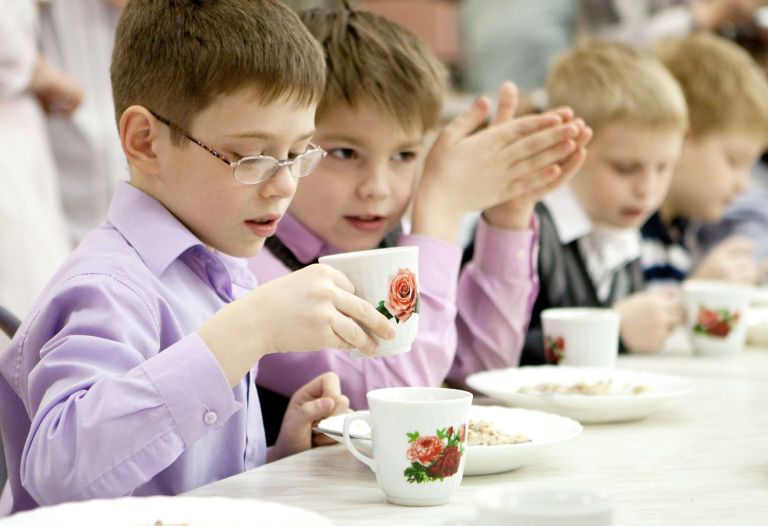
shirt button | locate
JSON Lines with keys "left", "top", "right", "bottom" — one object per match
{"left": 203, "top": 410, "right": 218, "bottom": 425}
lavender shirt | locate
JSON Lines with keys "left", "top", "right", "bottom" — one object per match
{"left": 0, "top": 183, "right": 266, "bottom": 516}
{"left": 249, "top": 214, "right": 538, "bottom": 405}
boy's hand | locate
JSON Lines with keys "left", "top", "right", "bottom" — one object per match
{"left": 691, "top": 236, "right": 758, "bottom": 284}
{"left": 198, "top": 265, "right": 395, "bottom": 386}
{"left": 29, "top": 56, "right": 83, "bottom": 117}
{"left": 482, "top": 104, "right": 592, "bottom": 231}
{"left": 268, "top": 372, "right": 350, "bottom": 461}
{"left": 614, "top": 289, "right": 684, "bottom": 353}
{"left": 412, "top": 81, "right": 591, "bottom": 242}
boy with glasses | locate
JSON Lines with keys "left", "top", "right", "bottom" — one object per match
{"left": 0, "top": 0, "right": 395, "bottom": 515}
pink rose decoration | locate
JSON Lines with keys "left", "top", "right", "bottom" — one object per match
{"left": 407, "top": 436, "right": 444, "bottom": 466}
{"left": 386, "top": 268, "right": 419, "bottom": 322}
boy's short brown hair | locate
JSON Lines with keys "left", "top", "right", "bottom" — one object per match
{"left": 547, "top": 40, "right": 688, "bottom": 135}
{"left": 111, "top": 0, "right": 326, "bottom": 142}
{"left": 655, "top": 32, "right": 768, "bottom": 145}
{"left": 299, "top": 3, "right": 447, "bottom": 132}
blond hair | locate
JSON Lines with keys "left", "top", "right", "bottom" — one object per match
{"left": 299, "top": 2, "right": 447, "bottom": 132}
{"left": 111, "top": 0, "right": 326, "bottom": 142}
{"left": 547, "top": 40, "right": 688, "bottom": 135}
{"left": 655, "top": 32, "right": 768, "bottom": 144}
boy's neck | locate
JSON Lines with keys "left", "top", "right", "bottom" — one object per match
{"left": 658, "top": 200, "right": 678, "bottom": 225}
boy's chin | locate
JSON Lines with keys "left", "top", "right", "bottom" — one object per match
{"left": 219, "top": 239, "right": 266, "bottom": 259}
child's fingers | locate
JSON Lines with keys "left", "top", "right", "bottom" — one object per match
{"left": 573, "top": 121, "right": 593, "bottom": 148}
{"left": 558, "top": 146, "right": 588, "bottom": 181}
{"left": 330, "top": 314, "right": 378, "bottom": 355}
{"left": 295, "top": 371, "right": 343, "bottom": 402}
{"left": 314, "top": 264, "right": 356, "bottom": 294}
{"left": 490, "top": 81, "right": 518, "bottom": 126}
{"left": 501, "top": 122, "right": 579, "bottom": 162}
{"left": 505, "top": 137, "right": 577, "bottom": 181}
{"left": 334, "top": 291, "right": 395, "bottom": 342}
{"left": 502, "top": 165, "right": 564, "bottom": 203}
{"left": 440, "top": 96, "right": 491, "bottom": 143}
{"left": 300, "top": 397, "right": 335, "bottom": 421}
{"left": 543, "top": 106, "right": 575, "bottom": 122}
{"left": 492, "top": 113, "right": 563, "bottom": 144}
{"left": 666, "top": 299, "right": 685, "bottom": 327}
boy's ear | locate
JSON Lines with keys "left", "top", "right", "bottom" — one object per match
{"left": 119, "top": 105, "right": 162, "bottom": 177}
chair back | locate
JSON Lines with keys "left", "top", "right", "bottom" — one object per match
{"left": 0, "top": 306, "right": 20, "bottom": 339}
{"left": 0, "top": 304, "right": 21, "bottom": 489}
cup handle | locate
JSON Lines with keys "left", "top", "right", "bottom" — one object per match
{"left": 342, "top": 412, "right": 376, "bottom": 473}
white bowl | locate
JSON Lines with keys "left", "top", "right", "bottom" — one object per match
{"left": 466, "top": 366, "right": 695, "bottom": 424}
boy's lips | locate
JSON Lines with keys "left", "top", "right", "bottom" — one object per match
{"left": 620, "top": 207, "right": 646, "bottom": 219}
{"left": 344, "top": 214, "right": 387, "bottom": 233}
{"left": 245, "top": 214, "right": 282, "bottom": 237}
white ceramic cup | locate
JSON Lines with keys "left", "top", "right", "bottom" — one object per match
{"left": 474, "top": 487, "right": 614, "bottom": 526}
{"left": 319, "top": 246, "right": 419, "bottom": 357}
{"left": 682, "top": 280, "right": 754, "bottom": 356}
{"left": 540, "top": 308, "right": 620, "bottom": 367}
{"left": 343, "top": 387, "right": 472, "bottom": 506}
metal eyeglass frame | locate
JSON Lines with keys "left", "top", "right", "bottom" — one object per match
{"left": 148, "top": 109, "right": 326, "bottom": 185}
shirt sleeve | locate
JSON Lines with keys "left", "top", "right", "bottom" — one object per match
{"left": 447, "top": 215, "right": 539, "bottom": 388}
{"left": 17, "top": 275, "right": 240, "bottom": 505}
{"left": 255, "top": 234, "right": 461, "bottom": 408}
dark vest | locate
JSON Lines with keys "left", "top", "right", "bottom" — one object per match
{"left": 462, "top": 203, "right": 642, "bottom": 366}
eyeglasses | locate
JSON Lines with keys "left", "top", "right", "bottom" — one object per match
{"left": 148, "top": 110, "right": 326, "bottom": 185}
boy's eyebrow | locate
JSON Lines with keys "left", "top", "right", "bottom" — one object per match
{"left": 228, "top": 130, "right": 315, "bottom": 142}
{"left": 320, "top": 134, "right": 422, "bottom": 150}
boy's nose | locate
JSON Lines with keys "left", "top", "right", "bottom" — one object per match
{"left": 260, "top": 164, "right": 298, "bottom": 198}
{"left": 357, "top": 163, "right": 390, "bottom": 199}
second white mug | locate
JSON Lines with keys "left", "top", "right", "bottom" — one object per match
{"left": 541, "top": 308, "right": 620, "bottom": 367}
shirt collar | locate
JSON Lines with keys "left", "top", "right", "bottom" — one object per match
{"left": 542, "top": 184, "right": 593, "bottom": 244}
{"left": 106, "top": 182, "right": 255, "bottom": 288}
{"left": 107, "top": 182, "right": 201, "bottom": 276}
{"left": 276, "top": 213, "right": 341, "bottom": 262}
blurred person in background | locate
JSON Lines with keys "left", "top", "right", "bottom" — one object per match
{"left": 39, "top": 0, "right": 126, "bottom": 243}
{"left": 0, "top": 0, "right": 81, "bottom": 319}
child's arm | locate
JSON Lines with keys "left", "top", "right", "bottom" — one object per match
{"left": 19, "top": 278, "right": 236, "bottom": 504}
{"left": 19, "top": 267, "right": 392, "bottom": 504}
{"left": 447, "top": 86, "right": 591, "bottom": 383}
{"left": 254, "top": 235, "right": 461, "bottom": 408}
{"left": 199, "top": 264, "right": 395, "bottom": 387}
{"left": 410, "top": 82, "right": 585, "bottom": 244}
{"left": 614, "top": 289, "right": 684, "bottom": 353}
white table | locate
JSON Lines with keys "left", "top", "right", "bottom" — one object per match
{"left": 188, "top": 349, "right": 768, "bottom": 525}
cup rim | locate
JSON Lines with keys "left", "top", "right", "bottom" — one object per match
{"left": 318, "top": 246, "right": 418, "bottom": 264}
{"left": 541, "top": 307, "right": 619, "bottom": 322}
{"left": 682, "top": 280, "right": 754, "bottom": 295}
{"left": 367, "top": 386, "right": 472, "bottom": 404}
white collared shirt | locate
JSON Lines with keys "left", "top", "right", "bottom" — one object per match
{"left": 544, "top": 185, "right": 641, "bottom": 302}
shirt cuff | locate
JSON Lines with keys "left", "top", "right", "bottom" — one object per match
{"left": 472, "top": 215, "right": 538, "bottom": 279}
{"left": 141, "top": 332, "right": 241, "bottom": 447}
{"left": 399, "top": 233, "right": 461, "bottom": 302}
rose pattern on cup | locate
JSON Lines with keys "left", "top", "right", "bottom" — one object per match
{"left": 377, "top": 268, "right": 419, "bottom": 323}
{"left": 693, "top": 305, "right": 741, "bottom": 338}
{"left": 404, "top": 424, "right": 466, "bottom": 483}
{"left": 544, "top": 335, "right": 566, "bottom": 364}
